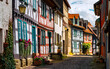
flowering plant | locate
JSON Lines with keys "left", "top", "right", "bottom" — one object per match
{"left": 34, "top": 56, "right": 43, "bottom": 61}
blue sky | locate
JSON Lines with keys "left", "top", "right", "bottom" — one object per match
{"left": 68, "top": 0, "right": 99, "bottom": 27}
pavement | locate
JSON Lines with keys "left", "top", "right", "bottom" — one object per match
{"left": 24, "top": 55, "right": 105, "bottom": 69}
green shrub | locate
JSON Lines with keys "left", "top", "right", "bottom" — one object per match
{"left": 82, "top": 43, "right": 91, "bottom": 54}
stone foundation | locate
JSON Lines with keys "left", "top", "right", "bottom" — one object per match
{"left": 21, "top": 58, "right": 26, "bottom": 68}
{"left": 27, "top": 58, "right": 33, "bottom": 66}
{"left": 14, "top": 59, "right": 21, "bottom": 69}
{"left": 15, "top": 58, "right": 33, "bottom": 69}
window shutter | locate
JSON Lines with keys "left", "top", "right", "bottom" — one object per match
{"left": 18, "top": 19, "right": 22, "bottom": 40}
{"left": 33, "top": 0, "right": 36, "bottom": 10}
{"left": 33, "top": 0, "right": 34, "bottom": 9}
{"left": 80, "top": 31, "right": 81, "bottom": 37}
{"left": 35, "top": 0, "right": 36, "bottom": 10}
{"left": 73, "top": 17, "right": 75, "bottom": 24}
{"left": 74, "top": 42, "right": 77, "bottom": 49}
{"left": 41, "top": 1, "right": 43, "bottom": 16}
{"left": 24, "top": 0, "right": 28, "bottom": 4}
{"left": 77, "top": 18, "right": 79, "bottom": 26}
{"left": 23, "top": 21, "right": 27, "bottom": 40}
{"left": 49, "top": 8, "right": 51, "bottom": 21}
{"left": 44, "top": 30, "right": 46, "bottom": 45}
{"left": 45, "top": 4, "right": 47, "bottom": 18}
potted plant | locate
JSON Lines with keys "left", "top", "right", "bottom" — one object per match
{"left": 34, "top": 56, "right": 43, "bottom": 66}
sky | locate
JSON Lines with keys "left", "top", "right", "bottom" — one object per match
{"left": 68, "top": 0, "right": 99, "bottom": 27}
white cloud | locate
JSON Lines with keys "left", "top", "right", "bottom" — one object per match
{"left": 68, "top": 0, "right": 99, "bottom": 27}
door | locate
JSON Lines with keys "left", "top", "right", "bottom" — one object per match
{"left": 32, "top": 26, "right": 36, "bottom": 53}
{"left": 48, "top": 32, "right": 51, "bottom": 53}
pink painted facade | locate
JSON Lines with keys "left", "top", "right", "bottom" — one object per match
{"left": 84, "top": 33, "right": 93, "bottom": 54}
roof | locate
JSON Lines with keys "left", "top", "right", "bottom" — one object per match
{"left": 83, "top": 29, "right": 93, "bottom": 34}
{"left": 68, "top": 14, "right": 79, "bottom": 19}
{"left": 88, "top": 26, "right": 97, "bottom": 37}
{"left": 64, "top": 0, "right": 71, "bottom": 8}
{"left": 69, "top": 20, "right": 85, "bottom": 29}
{"left": 88, "top": 22, "right": 93, "bottom": 27}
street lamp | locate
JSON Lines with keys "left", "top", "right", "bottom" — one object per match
{"left": 19, "top": 2, "right": 26, "bottom": 14}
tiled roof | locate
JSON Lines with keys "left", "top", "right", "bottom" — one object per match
{"left": 83, "top": 29, "right": 93, "bottom": 34}
{"left": 68, "top": 14, "right": 79, "bottom": 19}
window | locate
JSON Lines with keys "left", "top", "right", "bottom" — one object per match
{"left": 77, "top": 18, "right": 79, "bottom": 25}
{"left": 79, "top": 22, "right": 81, "bottom": 26}
{"left": 86, "top": 34, "right": 87, "bottom": 40}
{"left": 75, "top": 19, "right": 77, "bottom": 24}
{"left": 74, "top": 42, "right": 77, "bottom": 49}
{"left": 33, "top": 0, "right": 36, "bottom": 11}
{"left": 54, "top": 12, "right": 58, "bottom": 24}
{"left": 59, "top": 16, "right": 61, "bottom": 27}
{"left": 49, "top": 8, "right": 52, "bottom": 21}
{"left": 41, "top": 1, "right": 46, "bottom": 17}
{"left": 74, "top": 29, "right": 77, "bottom": 37}
{"left": 56, "top": 34, "right": 59, "bottom": 44}
{"left": 41, "top": 30, "right": 45, "bottom": 45}
{"left": 89, "top": 35, "right": 91, "bottom": 40}
{"left": 24, "top": 0, "right": 28, "bottom": 4}
{"left": 18, "top": 19, "right": 27, "bottom": 40}
{"left": 6, "top": 0, "right": 8, "bottom": 4}
{"left": 80, "top": 31, "right": 81, "bottom": 37}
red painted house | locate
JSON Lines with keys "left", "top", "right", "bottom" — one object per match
{"left": 38, "top": 0, "right": 59, "bottom": 56}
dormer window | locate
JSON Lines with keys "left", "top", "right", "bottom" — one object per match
{"left": 75, "top": 18, "right": 77, "bottom": 24}
{"left": 79, "top": 22, "right": 81, "bottom": 26}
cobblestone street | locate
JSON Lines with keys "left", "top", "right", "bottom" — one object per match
{"left": 25, "top": 56, "right": 105, "bottom": 69}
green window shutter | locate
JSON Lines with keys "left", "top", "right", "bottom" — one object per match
{"left": 43, "top": 2, "right": 44, "bottom": 16}
{"left": 33, "top": 0, "right": 34, "bottom": 9}
{"left": 42, "top": 30, "right": 43, "bottom": 45}
{"left": 41, "top": 1, "right": 43, "bottom": 16}
{"left": 74, "top": 30, "right": 77, "bottom": 37}
{"left": 77, "top": 18, "right": 79, "bottom": 26}
{"left": 44, "top": 31, "right": 46, "bottom": 45}
{"left": 49, "top": 8, "right": 51, "bottom": 21}
{"left": 74, "top": 42, "right": 77, "bottom": 49}
{"left": 73, "top": 17, "right": 75, "bottom": 24}
{"left": 23, "top": 21, "right": 27, "bottom": 40}
{"left": 33, "top": 0, "right": 36, "bottom": 10}
{"left": 24, "top": 0, "right": 28, "bottom": 4}
{"left": 45, "top": 4, "right": 47, "bottom": 18}
{"left": 40, "top": 30, "right": 42, "bottom": 45}
{"left": 18, "top": 19, "right": 22, "bottom": 39}
{"left": 80, "top": 31, "right": 81, "bottom": 37}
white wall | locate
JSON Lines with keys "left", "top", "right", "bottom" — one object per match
{"left": 54, "top": 14, "right": 63, "bottom": 53}
{"left": 0, "top": 0, "right": 12, "bottom": 53}
{"left": 72, "top": 28, "right": 83, "bottom": 42}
